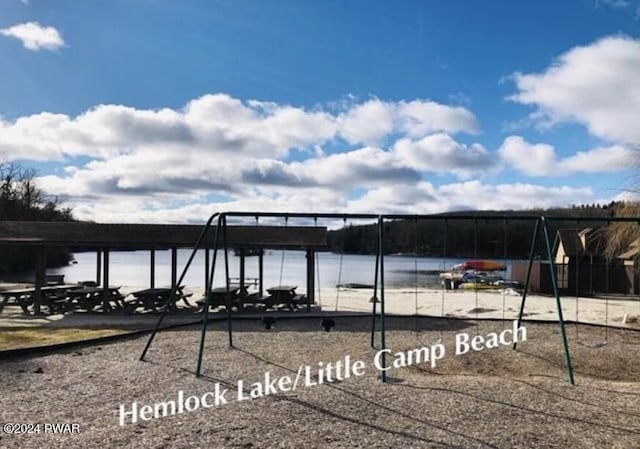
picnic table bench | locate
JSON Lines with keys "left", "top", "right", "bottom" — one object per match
{"left": 125, "top": 286, "right": 193, "bottom": 313}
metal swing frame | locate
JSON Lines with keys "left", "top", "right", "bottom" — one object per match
{"left": 139, "top": 212, "right": 640, "bottom": 385}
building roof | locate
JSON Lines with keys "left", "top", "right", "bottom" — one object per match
{"left": 554, "top": 228, "right": 606, "bottom": 258}
{"left": 555, "top": 229, "right": 583, "bottom": 257}
{"left": 0, "top": 221, "right": 328, "bottom": 249}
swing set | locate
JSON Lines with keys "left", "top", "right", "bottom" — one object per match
{"left": 140, "top": 212, "right": 640, "bottom": 386}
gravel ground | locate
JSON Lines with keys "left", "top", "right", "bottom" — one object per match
{"left": 0, "top": 317, "right": 639, "bottom": 449}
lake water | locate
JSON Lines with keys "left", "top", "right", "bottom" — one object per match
{"left": 49, "top": 250, "right": 513, "bottom": 290}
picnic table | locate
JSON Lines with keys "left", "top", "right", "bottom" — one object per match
{"left": 264, "top": 285, "right": 306, "bottom": 310}
{"left": 64, "top": 286, "right": 125, "bottom": 312}
{"left": 125, "top": 286, "right": 193, "bottom": 313}
{"left": 0, "top": 288, "right": 35, "bottom": 314}
{"left": 0, "top": 284, "right": 107, "bottom": 315}
{"left": 198, "top": 285, "right": 243, "bottom": 311}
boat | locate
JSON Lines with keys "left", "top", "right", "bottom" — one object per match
{"left": 439, "top": 260, "right": 509, "bottom": 290}
{"left": 450, "top": 260, "right": 507, "bottom": 272}
{"left": 457, "top": 281, "right": 499, "bottom": 290}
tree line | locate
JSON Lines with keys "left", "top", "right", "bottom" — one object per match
{"left": 327, "top": 205, "right": 625, "bottom": 259}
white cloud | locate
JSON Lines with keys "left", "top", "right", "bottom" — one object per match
{"left": 498, "top": 136, "right": 557, "bottom": 176}
{"left": 498, "top": 135, "right": 636, "bottom": 176}
{"left": 1, "top": 92, "right": 621, "bottom": 223}
{"left": 335, "top": 98, "right": 479, "bottom": 146}
{"left": 43, "top": 177, "right": 597, "bottom": 224}
{"left": 346, "top": 181, "right": 594, "bottom": 216}
{"left": 292, "top": 146, "right": 421, "bottom": 187}
{"left": 0, "top": 93, "right": 479, "bottom": 162}
{"left": 0, "top": 22, "right": 65, "bottom": 51}
{"left": 438, "top": 181, "right": 594, "bottom": 211}
{"left": 337, "top": 100, "right": 395, "bottom": 146}
{"left": 561, "top": 144, "right": 636, "bottom": 173}
{"left": 612, "top": 190, "right": 640, "bottom": 202}
{"left": 396, "top": 100, "right": 480, "bottom": 137}
{"left": 508, "top": 35, "right": 640, "bottom": 143}
{"left": 393, "top": 133, "right": 492, "bottom": 178}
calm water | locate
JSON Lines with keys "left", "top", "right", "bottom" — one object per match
{"left": 48, "top": 250, "right": 513, "bottom": 290}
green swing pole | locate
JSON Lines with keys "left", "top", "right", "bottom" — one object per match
{"left": 541, "top": 216, "right": 575, "bottom": 385}
{"left": 513, "top": 218, "right": 540, "bottom": 350}
{"left": 141, "top": 212, "right": 220, "bottom": 361}
{"left": 378, "top": 215, "right": 387, "bottom": 383}
{"left": 370, "top": 241, "right": 380, "bottom": 348}
{"left": 196, "top": 214, "right": 223, "bottom": 377}
{"left": 223, "top": 214, "right": 234, "bottom": 348}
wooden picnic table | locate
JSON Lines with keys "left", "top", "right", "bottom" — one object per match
{"left": 265, "top": 285, "right": 306, "bottom": 310}
{"left": 64, "top": 286, "right": 125, "bottom": 312}
{"left": 199, "top": 285, "right": 243, "bottom": 311}
{"left": 125, "top": 286, "right": 193, "bottom": 313}
{"left": 0, "top": 288, "right": 35, "bottom": 314}
{"left": 0, "top": 284, "right": 101, "bottom": 315}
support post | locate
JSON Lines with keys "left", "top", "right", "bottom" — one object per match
{"left": 370, "top": 244, "right": 380, "bottom": 348}
{"left": 306, "top": 249, "right": 314, "bottom": 312}
{"left": 258, "top": 249, "right": 264, "bottom": 297}
{"left": 103, "top": 249, "right": 110, "bottom": 312}
{"left": 33, "top": 246, "right": 46, "bottom": 315}
{"left": 96, "top": 250, "right": 102, "bottom": 286}
{"left": 171, "top": 247, "right": 178, "bottom": 289}
{"left": 150, "top": 249, "right": 156, "bottom": 289}
{"left": 239, "top": 249, "right": 245, "bottom": 301}
{"left": 378, "top": 216, "right": 387, "bottom": 383}
{"left": 542, "top": 217, "right": 575, "bottom": 385}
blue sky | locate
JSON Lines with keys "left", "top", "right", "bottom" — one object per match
{"left": 0, "top": 0, "right": 639, "bottom": 223}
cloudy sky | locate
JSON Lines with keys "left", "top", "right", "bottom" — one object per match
{"left": 0, "top": 0, "right": 639, "bottom": 223}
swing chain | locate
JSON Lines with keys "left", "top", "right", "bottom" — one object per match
{"left": 335, "top": 217, "right": 347, "bottom": 312}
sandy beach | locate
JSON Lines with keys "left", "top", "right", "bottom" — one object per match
{"left": 315, "top": 286, "right": 640, "bottom": 329}
{"left": 1, "top": 285, "right": 639, "bottom": 332}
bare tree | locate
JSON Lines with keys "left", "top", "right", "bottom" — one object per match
{"left": 601, "top": 144, "right": 640, "bottom": 263}
{"left": 0, "top": 159, "right": 71, "bottom": 220}
{"left": 0, "top": 158, "right": 74, "bottom": 273}
{"left": 603, "top": 201, "right": 640, "bottom": 261}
